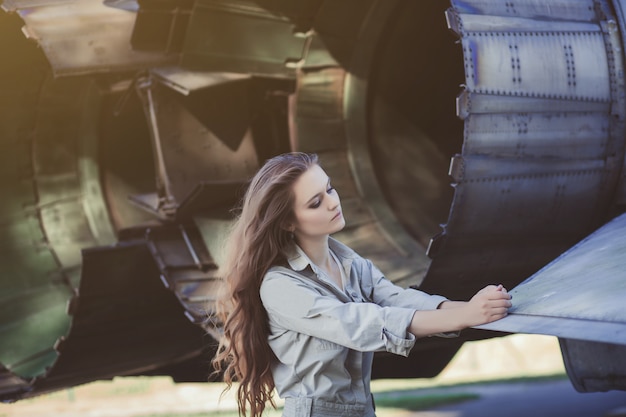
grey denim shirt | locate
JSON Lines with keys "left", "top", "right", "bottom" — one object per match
{"left": 259, "top": 238, "right": 449, "bottom": 416}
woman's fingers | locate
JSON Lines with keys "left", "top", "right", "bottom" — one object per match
{"left": 488, "top": 298, "right": 512, "bottom": 309}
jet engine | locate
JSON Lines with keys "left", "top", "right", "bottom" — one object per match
{"left": 0, "top": 0, "right": 625, "bottom": 400}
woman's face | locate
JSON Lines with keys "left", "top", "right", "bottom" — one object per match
{"left": 290, "top": 164, "right": 345, "bottom": 241}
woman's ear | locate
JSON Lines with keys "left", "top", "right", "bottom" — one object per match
{"left": 280, "top": 223, "right": 296, "bottom": 240}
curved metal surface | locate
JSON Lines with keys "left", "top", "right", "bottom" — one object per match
{"left": 1, "top": 0, "right": 626, "bottom": 401}
{"left": 421, "top": 0, "right": 625, "bottom": 301}
{"left": 560, "top": 338, "right": 626, "bottom": 393}
{"left": 0, "top": 13, "right": 59, "bottom": 392}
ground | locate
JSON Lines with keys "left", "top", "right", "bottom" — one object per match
{"left": 0, "top": 334, "right": 567, "bottom": 417}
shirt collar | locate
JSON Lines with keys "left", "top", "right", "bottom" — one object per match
{"left": 285, "top": 236, "right": 356, "bottom": 272}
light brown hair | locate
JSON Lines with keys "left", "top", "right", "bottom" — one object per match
{"left": 212, "top": 152, "right": 319, "bottom": 417}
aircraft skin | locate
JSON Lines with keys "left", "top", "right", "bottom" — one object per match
{"left": 0, "top": 0, "right": 625, "bottom": 401}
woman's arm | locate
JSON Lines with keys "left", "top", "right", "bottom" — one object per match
{"left": 408, "top": 285, "right": 512, "bottom": 338}
{"left": 261, "top": 270, "right": 420, "bottom": 355}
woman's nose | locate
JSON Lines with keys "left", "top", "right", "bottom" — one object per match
{"left": 328, "top": 192, "right": 340, "bottom": 209}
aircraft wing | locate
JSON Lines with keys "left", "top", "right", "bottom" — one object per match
{"left": 476, "top": 212, "right": 626, "bottom": 391}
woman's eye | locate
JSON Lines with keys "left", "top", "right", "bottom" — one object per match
{"left": 327, "top": 187, "right": 335, "bottom": 194}
{"left": 310, "top": 200, "right": 321, "bottom": 209}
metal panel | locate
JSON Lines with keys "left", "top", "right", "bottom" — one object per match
{"left": 448, "top": 13, "right": 602, "bottom": 33}
{"left": 0, "top": 20, "right": 75, "bottom": 385}
{"left": 1, "top": 0, "right": 72, "bottom": 11}
{"left": 151, "top": 67, "right": 250, "bottom": 96}
{"left": 15, "top": 241, "right": 209, "bottom": 400}
{"left": 294, "top": 68, "right": 348, "bottom": 152}
{"left": 437, "top": 2, "right": 623, "bottom": 272}
{"left": 0, "top": 286, "right": 71, "bottom": 378}
{"left": 456, "top": 91, "right": 611, "bottom": 117}
{"left": 446, "top": 156, "right": 607, "bottom": 236}
{"left": 292, "top": 34, "right": 435, "bottom": 279}
{"left": 8, "top": 0, "right": 173, "bottom": 76}
{"left": 463, "top": 112, "right": 611, "bottom": 159}
{"left": 560, "top": 339, "right": 626, "bottom": 392}
{"left": 606, "top": 0, "right": 626, "bottom": 206}
{"left": 422, "top": 1, "right": 626, "bottom": 346}
{"left": 103, "top": 0, "right": 138, "bottom": 12}
{"left": 450, "top": 0, "right": 598, "bottom": 22}
{"left": 0, "top": 364, "right": 29, "bottom": 398}
{"left": 130, "top": 0, "right": 191, "bottom": 53}
{"left": 144, "top": 225, "right": 221, "bottom": 339}
{"left": 477, "top": 212, "right": 626, "bottom": 344}
{"left": 134, "top": 76, "right": 260, "bottom": 217}
{"left": 460, "top": 31, "right": 610, "bottom": 101}
{"left": 181, "top": 0, "right": 306, "bottom": 76}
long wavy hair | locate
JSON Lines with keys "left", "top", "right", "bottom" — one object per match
{"left": 212, "top": 152, "right": 319, "bottom": 417}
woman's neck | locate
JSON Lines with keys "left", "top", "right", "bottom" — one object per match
{"left": 297, "top": 235, "right": 343, "bottom": 290}
{"left": 297, "top": 235, "right": 331, "bottom": 268}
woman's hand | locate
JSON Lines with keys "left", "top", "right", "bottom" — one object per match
{"left": 463, "top": 284, "right": 512, "bottom": 327}
{"left": 408, "top": 284, "right": 512, "bottom": 338}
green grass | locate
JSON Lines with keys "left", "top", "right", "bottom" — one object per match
{"left": 375, "top": 392, "right": 479, "bottom": 411}
{"left": 426, "top": 372, "right": 568, "bottom": 390}
{"left": 372, "top": 371, "right": 567, "bottom": 395}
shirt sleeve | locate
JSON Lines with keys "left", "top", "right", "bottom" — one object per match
{"left": 260, "top": 270, "right": 418, "bottom": 356}
{"left": 360, "top": 259, "right": 460, "bottom": 339}
{"left": 360, "top": 259, "right": 448, "bottom": 310}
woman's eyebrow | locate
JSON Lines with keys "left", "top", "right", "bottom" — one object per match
{"left": 304, "top": 178, "right": 331, "bottom": 205}
{"left": 305, "top": 193, "right": 321, "bottom": 205}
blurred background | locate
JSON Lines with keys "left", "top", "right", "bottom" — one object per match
{"left": 1, "top": 334, "right": 567, "bottom": 417}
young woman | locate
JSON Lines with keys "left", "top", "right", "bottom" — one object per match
{"left": 212, "top": 152, "right": 512, "bottom": 417}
